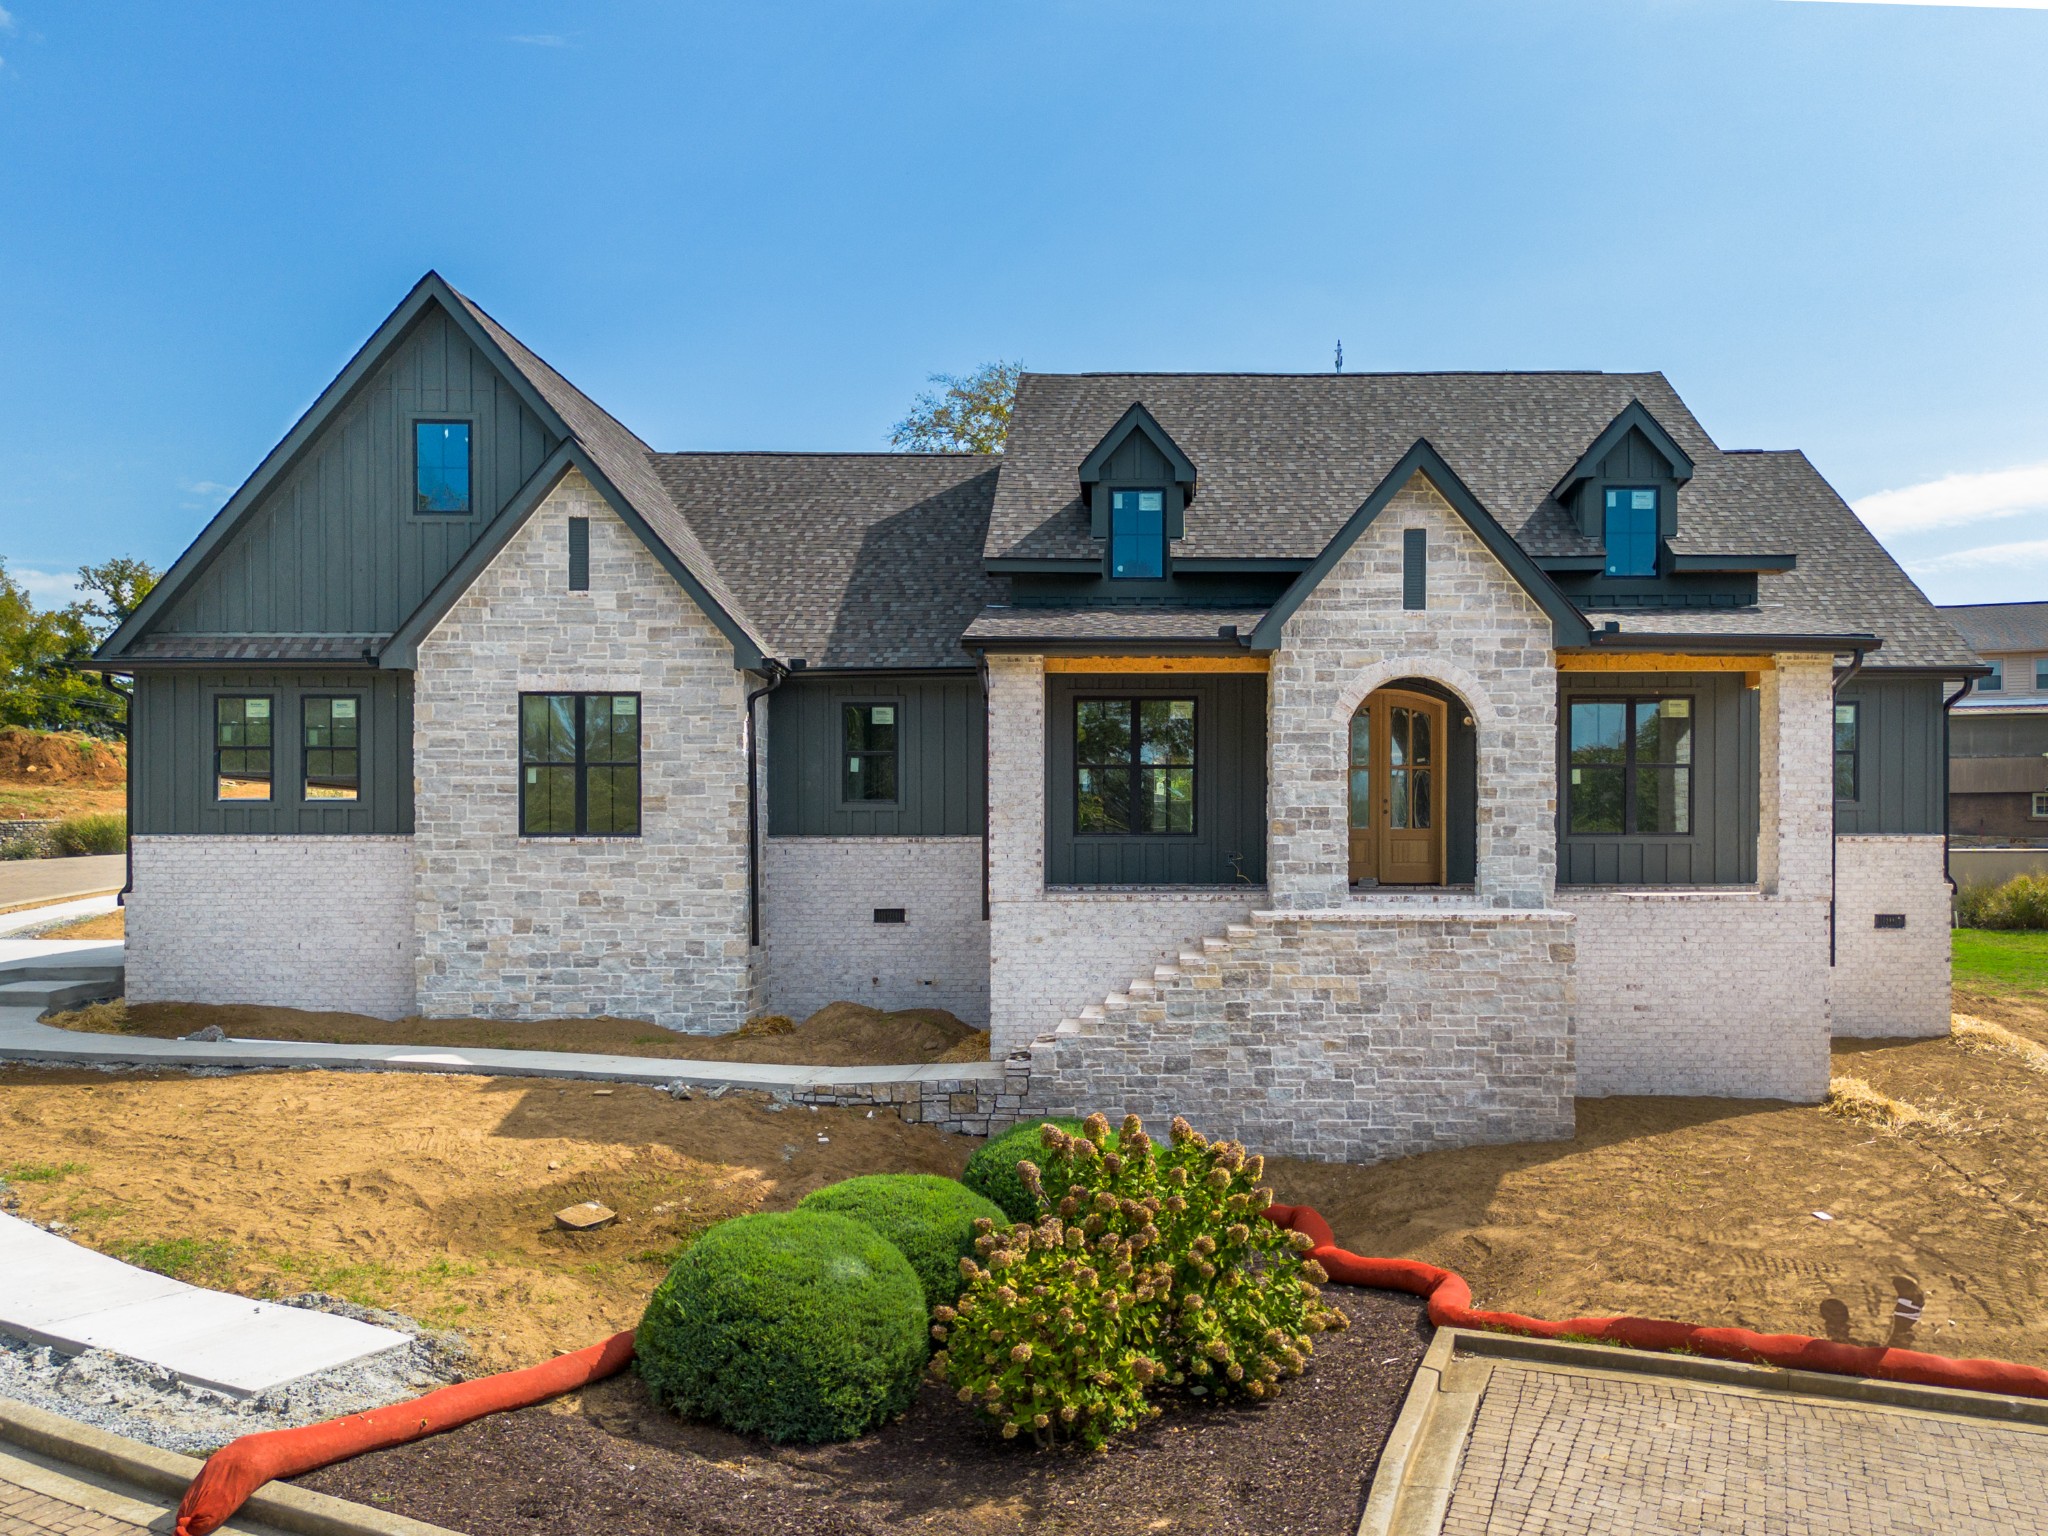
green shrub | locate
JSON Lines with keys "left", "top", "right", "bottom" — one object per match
{"left": 963, "top": 1118, "right": 1089, "bottom": 1221}
{"left": 932, "top": 1113, "right": 1348, "bottom": 1449}
{"left": 49, "top": 813, "right": 125, "bottom": 857}
{"left": 796, "top": 1174, "right": 1007, "bottom": 1312}
{"left": 1956, "top": 873, "right": 2048, "bottom": 932}
{"left": 636, "top": 1210, "right": 926, "bottom": 1443}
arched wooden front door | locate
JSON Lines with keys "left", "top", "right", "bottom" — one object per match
{"left": 1347, "top": 689, "right": 1448, "bottom": 886}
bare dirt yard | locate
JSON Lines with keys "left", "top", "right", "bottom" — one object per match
{"left": 43, "top": 998, "right": 991, "bottom": 1066}
{"left": 0, "top": 726, "right": 125, "bottom": 823}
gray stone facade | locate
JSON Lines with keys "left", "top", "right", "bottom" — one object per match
{"left": 1014, "top": 906, "right": 1577, "bottom": 1164}
{"left": 411, "top": 471, "right": 754, "bottom": 1032}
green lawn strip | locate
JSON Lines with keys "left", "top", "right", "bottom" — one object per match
{"left": 1953, "top": 929, "right": 2048, "bottom": 997}
{"left": 100, "top": 1235, "right": 480, "bottom": 1324}
{"left": 2, "top": 1161, "right": 89, "bottom": 1184}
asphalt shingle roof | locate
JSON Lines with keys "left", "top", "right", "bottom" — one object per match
{"left": 962, "top": 606, "right": 1269, "bottom": 645}
{"left": 123, "top": 634, "right": 388, "bottom": 663}
{"left": 1938, "top": 602, "right": 2048, "bottom": 654}
{"left": 652, "top": 454, "right": 1006, "bottom": 669}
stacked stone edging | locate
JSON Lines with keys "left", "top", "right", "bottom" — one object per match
{"left": 1010, "top": 903, "right": 1576, "bottom": 1165}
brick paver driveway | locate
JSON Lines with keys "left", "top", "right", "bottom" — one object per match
{"left": 1440, "top": 1362, "right": 2048, "bottom": 1536}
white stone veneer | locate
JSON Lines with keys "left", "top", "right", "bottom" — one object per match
{"left": 1832, "top": 834, "right": 1951, "bottom": 1039}
{"left": 761, "top": 836, "right": 990, "bottom": 1024}
{"left": 127, "top": 834, "right": 417, "bottom": 1018}
{"left": 411, "top": 470, "right": 753, "bottom": 1032}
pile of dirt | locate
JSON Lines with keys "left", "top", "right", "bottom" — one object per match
{"left": 298, "top": 1287, "right": 1429, "bottom": 1536}
{"left": 44, "top": 998, "right": 992, "bottom": 1067}
{"left": 0, "top": 727, "right": 125, "bottom": 785}
{"left": 0, "top": 1068, "right": 973, "bottom": 1371}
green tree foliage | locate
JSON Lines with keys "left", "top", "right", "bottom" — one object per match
{"left": 0, "top": 555, "right": 157, "bottom": 737}
{"left": 932, "top": 1113, "right": 1348, "bottom": 1449}
{"left": 890, "top": 361, "right": 1022, "bottom": 454}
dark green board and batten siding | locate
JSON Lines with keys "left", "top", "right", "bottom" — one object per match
{"left": 157, "top": 308, "right": 561, "bottom": 637}
{"left": 1046, "top": 673, "right": 1267, "bottom": 887}
{"left": 1557, "top": 671, "right": 1758, "bottom": 886}
{"left": 767, "top": 676, "right": 985, "bottom": 837}
{"left": 1835, "top": 675, "right": 1945, "bottom": 835}
{"left": 131, "top": 670, "right": 414, "bottom": 835}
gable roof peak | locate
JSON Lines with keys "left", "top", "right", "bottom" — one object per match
{"left": 1551, "top": 397, "right": 1696, "bottom": 502}
{"left": 1077, "top": 401, "right": 1198, "bottom": 501}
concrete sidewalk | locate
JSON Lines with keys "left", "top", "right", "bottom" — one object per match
{"left": 0, "top": 1214, "right": 408, "bottom": 1398}
{"left": 1365, "top": 1329, "right": 2048, "bottom": 1536}
{"left": 0, "top": 857, "right": 124, "bottom": 915}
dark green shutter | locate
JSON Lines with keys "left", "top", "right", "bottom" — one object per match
{"left": 568, "top": 517, "right": 590, "bottom": 590}
{"left": 1403, "top": 528, "right": 1427, "bottom": 609}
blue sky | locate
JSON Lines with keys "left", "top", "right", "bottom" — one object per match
{"left": 2, "top": 0, "right": 2045, "bottom": 609}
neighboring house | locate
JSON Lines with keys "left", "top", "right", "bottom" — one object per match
{"left": 95, "top": 275, "right": 1985, "bottom": 1164}
{"left": 1938, "top": 602, "right": 2048, "bottom": 847}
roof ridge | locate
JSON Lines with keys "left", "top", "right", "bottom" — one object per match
{"left": 1021, "top": 369, "right": 1644, "bottom": 380}
{"left": 649, "top": 449, "right": 995, "bottom": 460}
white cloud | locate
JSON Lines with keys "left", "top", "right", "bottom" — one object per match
{"left": 184, "top": 480, "right": 232, "bottom": 497}
{"left": 1852, "top": 461, "right": 2048, "bottom": 536}
{"left": 0, "top": 9, "right": 14, "bottom": 34}
{"left": 1909, "top": 536, "right": 2048, "bottom": 573}
{"left": 10, "top": 566, "right": 82, "bottom": 607}
{"left": 507, "top": 33, "right": 570, "bottom": 47}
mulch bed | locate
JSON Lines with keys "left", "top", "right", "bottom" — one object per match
{"left": 297, "top": 1288, "right": 1431, "bottom": 1536}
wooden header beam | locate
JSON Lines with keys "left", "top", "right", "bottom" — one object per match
{"left": 1042, "top": 656, "right": 1270, "bottom": 674}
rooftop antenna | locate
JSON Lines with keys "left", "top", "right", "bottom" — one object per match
{"left": 1334, "top": 340, "right": 1344, "bottom": 373}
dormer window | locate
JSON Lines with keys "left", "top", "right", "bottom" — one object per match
{"left": 1603, "top": 488, "right": 1660, "bottom": 577}
{"left": 1111, "top": 490, "right": 1166, "bottom": 579}
{"left": 415, "top": 421, "right": 472, "bottom": 514}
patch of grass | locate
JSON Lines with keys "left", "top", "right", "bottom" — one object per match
{"left": 265, "top": 1250, "right": 479, "bottom": 1310}
{"left": 3, "top": 1161, "right": 88, "bottom": 1183}
{"left": 107, "top": 1236, "right": 244, "bottom": 1289}
{"left": 1952, "top": 1015, "right": 2048, "bottom": 1076}
{"left": 1822, "top": 1076, "right": 1962, "bottom": 1136}
{"left": 1954, "top": 929, "right": 2048, "bottom": 997}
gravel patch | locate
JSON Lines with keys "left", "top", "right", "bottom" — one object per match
{"left": 0, "top": 1293, "right": 470, "bottom": 1456}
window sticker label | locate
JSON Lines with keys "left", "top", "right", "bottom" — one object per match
{"left": 1631, "top": 490, "right": 1655, "bottom": 510}
{"left": 1168, "top": 700, "right": 1193, "bottom": 720}
{"left": 1666, "top": 699, "right": 1690, "bottom": 717}
{"left": 332, "top": 698, "right": 357, "bottom": 720}
{"left": 615, "top": 697, "right": 638, "bottom": 715}
{"left": 849, "top": 758, "right": 862, "bottom": 774}
{"left": 245, "top": 698, "right": 269, "bottom": 719}
{"left": 527, "top": 767, "right": 538, "bottom": 784}
{"left": 871, "top": 706, "right": 894, "bottom": 724}
{"left": 1139, "top": 491, "right": 1163, "bottom": 512}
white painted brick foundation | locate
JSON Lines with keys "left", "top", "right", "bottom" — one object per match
{"left": 1833, "top": 834, "right": 1951, "bottom": 1039}
{"left": 127, "top": 834, "right": 418, "bottom": 1018}
{"left": 761, "top": 837, "right": 990, "bottom": 1023}
{"left": 1564, "top": 889, "right": 1832, "bottom": 1099}
{"left": 411, "top": 471, "right": 753, "bottom": 1033}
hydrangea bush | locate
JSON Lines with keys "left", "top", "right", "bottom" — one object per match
{"left": 930, "top": 1113, "right": 1346, "bottom": 1448}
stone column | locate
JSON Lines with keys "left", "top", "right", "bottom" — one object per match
{"left": 1757, "top": 653, "right": 1836, "bottom": 901}
{"left": 984, "top": 654, "right": 1045, "bottom": 904}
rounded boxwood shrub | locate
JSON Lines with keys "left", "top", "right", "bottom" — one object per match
{"left": 963, "top": 1118, "right": 1091, "bottom": 1222}
{"left": 797, "top": 1174, "right": 1007, "bottom": 1311}
{"left": 636, "top": 1210, "right": 925, "bottom": 1443}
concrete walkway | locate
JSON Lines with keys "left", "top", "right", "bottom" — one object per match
{"left": 0, "top": 897, "right": 117, "bottom": 939}
{"left": 0, "top": 1214, "right": 409, "bottom": 1398}
{"left": 0, "top": 1396, "right": 456, "bottom": 1536}
{"left": 0, "top": 858, "right": 124, "bottom": 915}
{"left": 1364, "top": 1329, "right": 2048, "bottom": 1536}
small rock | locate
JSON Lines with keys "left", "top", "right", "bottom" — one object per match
{"left": 181, "top": 1025, "right": 227, "bottom": 1043}
{"left": 661, "top": 1081, "right": 691, "bottom": 1100}
{"left": 547, "top": 1161, "right": 562, "bottom": 1171}
{"left": 48, "top": 1220, "right": 72, "bottom": 1235}
{"left": 591, "top": 1089, "right": 614, "bottom": 1097}
{"left": 1812, "top": 1210, "right": 1833, "bottom": 1222}
{"left": 706, "top": 1085, "right": 730, "bottom": 1101}
{"left": 554, "top": 1202, "right": 617, "bottom": 1232}
{"left": 817, "top": 1135, "right": 830, "bottom": 1145}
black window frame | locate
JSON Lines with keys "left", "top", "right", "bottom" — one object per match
{"left": 413, "top": 418, "right": 475, "bottom": 516}
{"left": 1565, "top": 692, "right": 1695, "bottom": 837}
{"left": 1107, "top": 487, "right": 1168, "bottom": 581}
{"left": 213, "top": 693, "right": 276, "bottom": 804}
{"left": 840, "top": 700, "right": 901, "bottom": 807}
{"left": 518, "top": 692, "right": 643, "bottom": 838}
{"left": 301, "top": 694, "right": 363, "bottom": 803}
{"left": 1073, "top": 695, "right": 1197, "bottom": 837}
{"left": 1833, "top": 699, "right": 1860, "bottom": 804}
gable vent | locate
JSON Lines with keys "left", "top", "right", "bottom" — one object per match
{"left": 568, "top": 517, "right": 590, "bottom": 591}
{"left": 1402, "top": 528, "right": 1427, "bottom": 610}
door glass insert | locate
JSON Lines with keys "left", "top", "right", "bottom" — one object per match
{"left": 1387, "top": 705, "right": 1432, "bottom": 830}
{"left": 1348, "top": 712, "right": 1372, "bottom": 828}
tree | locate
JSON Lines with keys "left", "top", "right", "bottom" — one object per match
{"left": 889, "top": 361, "right": 1023, "bottom": 454}
{"left": 72, "top": 556, "right": 158, "bottom": 642}
{"left": 0, "top": 554, "right": 156, "bottom": 737}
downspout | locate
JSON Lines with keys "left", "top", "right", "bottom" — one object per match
{"left": 745, "top": 661, "right": 789, "bottom": 948}
{"left": 1940, "top": 675, "right": 1975, "bottom": 898}
{"left": 978, "top": 651, "right": 991, "bottom": 922}
{"left": 99, "top": 671, "right": 135, "bottom": 903}
{"left": 1828, "top": 647, "right": 1869, "bottom": 967}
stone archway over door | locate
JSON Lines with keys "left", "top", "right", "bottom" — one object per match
{"left": 1348, "top": 687, "right": 1447, "bottom": 885}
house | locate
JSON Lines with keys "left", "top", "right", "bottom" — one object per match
{"left": 94, "top": 274, "right": 1985, "bottom": 1164}
{"left": 1939, "top": 602, "right": 2048, "bottom": 850}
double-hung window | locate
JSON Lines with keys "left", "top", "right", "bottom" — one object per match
{"left": 2033, "top": 791, "right": 2048, "bottom": 821}
{"left": 1982, "top": 659, "right": 2004, "bottom": 692}
{"left": 1602, "top": 487, "right": 1659, "bottom": 577}
{"left": 1109, "top": 489, "right": 1166, "bottom": 579}
{"left": 415, "top": 422, "right": 472, "bottom": 514}
{"left": 215, "top": 696, "right": 274, "bottom": 801}
{"left": 2036, "top": 658, "right": 2048, "bottom": 692}
{"left": 1075, "top": 697, "right": 1195, "bottom": 834}
{"left": 1568, "top": 696, "right": 1692, "bottom": 835}
{"left": 519, "top": 693, "right": 641, "bottom": 836}
{"left": 1833, "top": 702, "right": 1860, "bottom": 803}
{"left": 843, "top": 703, "right": 898, "bottom": 803}
{"left": 303, "top": 696, "right": 361, "bottom": 801}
